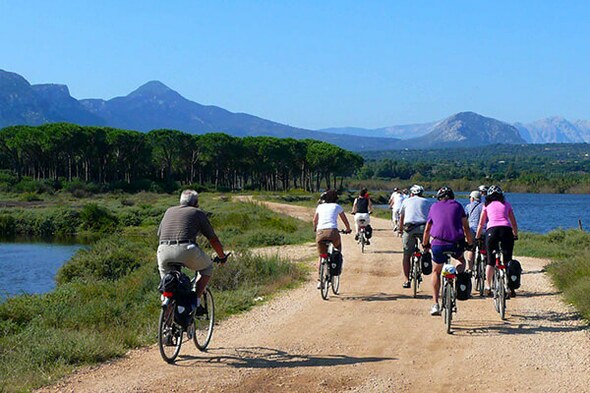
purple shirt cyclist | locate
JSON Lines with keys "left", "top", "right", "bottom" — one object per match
{"left": 423, "top": 186, "right": 474, "bottom": 316}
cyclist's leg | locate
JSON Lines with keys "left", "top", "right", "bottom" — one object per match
{"left": 453, "top": 242, "right": 466, "bottom": 273}
{"left": 485, "top": 227, "right": 500, "bottom": 289}
{"left": 430, "top": 245, "right": 449, "bottom": 304}
{"left": 466, "top": 229, "right": 476, "bottom": 271}
{"left": 180, "top": 245, "right": 213, "bottom": 299}
{"left": 499, "top": 226, "right": 515, "bottom": 263}
{"left": 401, "top": 229, "right": 414, "bottom": 283}
{"left": 354, "top": 213, "right": 360, "bottom": 236}
{"left": 316, "top": 230, "right": 330, "bottom": 277}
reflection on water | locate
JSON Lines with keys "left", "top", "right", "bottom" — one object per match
{"left": 375, "top": 192, "right": 590, "bottom": 233}
{"left": 0, "top": 242, "right": 83, "bottom": 299}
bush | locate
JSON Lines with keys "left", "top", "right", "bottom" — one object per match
{"left": 79, "top": 204, "right": 119, "bottom": 233}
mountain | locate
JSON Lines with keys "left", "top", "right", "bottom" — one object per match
{"left": 514, "top": 117, "right": 590, "bottom": 143}
{"left": 319, "top": 122, "right": 436, "bottom": 139}
{"left": 406, "top": 112, "right": 526, "bottom": 148}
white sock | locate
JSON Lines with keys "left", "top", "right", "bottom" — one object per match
{"left": 196, "top": 298, "right": 201, "bottom": 307}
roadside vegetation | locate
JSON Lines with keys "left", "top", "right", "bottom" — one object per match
{"left": 516, "top": 229, "right": 590, "bottom": 322}
{"left": 0, "top": 193, "right": 310, "bottom": 392}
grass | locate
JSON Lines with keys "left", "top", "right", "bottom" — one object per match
{"left": 0, "top": 193, "right": 311, "bottom": 392}
{"left": 516, "top": 229, "right": 590, "bottom": 322}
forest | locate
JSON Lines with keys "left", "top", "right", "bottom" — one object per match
{"left": 0, "top": 123, "right": 364, "bottom": 192}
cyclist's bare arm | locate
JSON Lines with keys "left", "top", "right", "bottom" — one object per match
{"left": 313, "top": 212, "right": 319, "bottom": 232}
{"left": 338, "top": 212, "right": 352, "bottom": 232}
{"left": 208, "top": 236, "right": 226, "bottom": 260}
{"left": 475, "top": 209, "right": 488, "bottom": 239}
{"left": 351, "top": 198, "right": 358, "bottom": 214}
{"left": 423, "top": 221, "right": 432, "bottom": 247}
{"left": 462, "top": 217, "right": 474, "bottom": 245}
{"left": 398, "top": 212, "right": 405, "bottom": 232}
{"left": 508, "top": 210, "right": 518, "bottom": 238}
{"left": 368, "top": 198, "right": 373, "bottom": 213}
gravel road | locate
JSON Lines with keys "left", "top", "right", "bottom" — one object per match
{"left": 38, "top": 200, "right": 589, "bottom": 393}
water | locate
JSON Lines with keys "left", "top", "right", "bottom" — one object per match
{"left": 0, "top": 242, "right": 83, "bottom": 299}
{"left": 376, "top": 192, "right": 590, "bottom": 233}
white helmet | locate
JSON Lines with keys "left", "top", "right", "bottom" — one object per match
{"left": 410, "top": 184, "right": 424, "bottom": 196}
{"left": 442, "top": 264, "right": 457, "bottom": 278}
{"left": 469, "top": 190, "right": 481, "bottom": 201}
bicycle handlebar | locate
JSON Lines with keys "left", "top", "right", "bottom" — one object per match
{"left": 213, "top": 252, "right": 231, "bottom": 264}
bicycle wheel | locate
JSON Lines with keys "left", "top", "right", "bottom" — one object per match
{"left": 493, "top": 270, "right": 500, "bottom": 313}
{"left": 193, "top": 288, "right": 215, "bottom": 351}
{"left": 360, "top": 235, "right": 365, "bottom": 253}
{"left": 498, "top": 275, "right": 506, "bottom": 320}
{"left": 320, "top": 261, "right": 330, "bottom": 300}
{"left": 444, "top": 282, "right": 453, "bottom": 334}
{"left": 158, "top": 302, "right": 183, "bottom": 363}
{"left": 331, "top": 274, "right": 340, "bottom": 295}
{"left": 412, "top": 257, "right": 420, "bottom": 298}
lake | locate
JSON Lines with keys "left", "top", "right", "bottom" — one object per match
{"left": 0, "top": 242, "right": 83, "bottom": 299}
{"left": 379, "top": 192, "right": 590, "bottom": 233}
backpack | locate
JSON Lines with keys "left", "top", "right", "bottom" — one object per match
{"left": 421, "top": 251, "right": 433, "bottom": 275}
{"left": 456, "top": 272, "right": 472, "bottom": 301}
{"left": 507, "top": 259, "right": 522, "bottom": 289}
{"left": 158, "top": 271, "right": 197, "bottom": 327}
{"left": 365, "top": 225, "right": 373, "bottom": 239}
{"left": 329, "top": 250, "right": 343, "bottom": 276}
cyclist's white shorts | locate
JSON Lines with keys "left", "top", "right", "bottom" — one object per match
{"left": 354, "top": 213, "right": 371, "bottom": 226}
{"left": 157, "top": 243, "right": 213, "bottom": 278}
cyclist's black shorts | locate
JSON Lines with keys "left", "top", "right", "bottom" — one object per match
{"left": 485, "top": 226, "right": 514, "bottom": 266}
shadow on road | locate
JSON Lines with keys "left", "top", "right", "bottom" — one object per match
{"left": 339, "top": 292, "right": 430, "bottom": 302}
{"left": 176, "top": 346, "right": 396, "bottom": 368}
{"left": 370, "top": 250, "right": 403, "bottom": 255}
{"left": 522, "top": 269, "right": 545, "bottom": 275}
{"left": 452, "top": 310, "right": 587, "bottom": 336}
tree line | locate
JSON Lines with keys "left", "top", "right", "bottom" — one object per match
{"left": 0, "top": 123, "right": 364, "bottom": 192}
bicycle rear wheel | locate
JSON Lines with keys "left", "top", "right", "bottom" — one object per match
{"left": 412, "top": 257, "right": 420, "bottom": 298}
{"left": 360, "top": 235, "right": 365, "bottom": 253}
{"left": 498, "top": 276, "right": 506, "bottom": 320}
{"left": 331, "top": 274, "right": 340, "bottom": 295}
{"left": 193, "top": 288, "right": 215, "bottom": 351}
{"left": 320, "top": 261, "right": 330, "bottom": 300}
{"left": 476, "top": 254, "right": 485, "bottom": 297}
{"left": 444, "top": 282, "right": 453, "bottom": 334}
{"left": 158, "top": 302, "right": 183, "bottom": 363}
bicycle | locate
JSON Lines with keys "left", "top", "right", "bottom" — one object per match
{"left": 157, "top": 254, "right": 229, "bottom": 363}
{"left": 440, "top": 251, "right": 458, "bottom": 334}
{"left": 318, "top": 230, "right": 350, "bottom": 300}
{"left": 473, "top": 239, "right": 487, "bottom": 297}
{"left": 409, "top": 239, "right": 423, "bottom": 298}
{"left": 491, "top": 246, "right": 508, "bottom": 320}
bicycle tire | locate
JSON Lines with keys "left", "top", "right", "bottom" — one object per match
{"left": 361, "top": 235, "right": 365, "bottom": 253}
{"left": 331, "top": 274, "right": 340, "bottom": 295}
{"left": 476, "top": 254, "right": 485, "bottom": 297}
{"left": 158, "top": 302, "right": 183, "bottom": 363}
{"left": 320, "top": 261, "right": 330, "bottom": 300}
{"left": 444, "top": 282, "right": 453, "bottom": 334}
{"left": 493, "top": 270, "right": 500, "bottom": 313}
{"left": 193, "top": 288, "right": 215, "bottom": 351}
{"left": 498, "top": 275, "right": 506, "bottom": 320}
{"left": 412, "top": 257, "right": 420, "bottom": 298}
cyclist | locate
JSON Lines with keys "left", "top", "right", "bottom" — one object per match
{"left": 398, "top": 184, "right": 431, "bottom": 288}
{"left": 351, "top": 187, "right": 372, "bottom": 244}
{"left": 464, "top": 190, "right": 484, "bottom": 271}
{"left": 475, "top": 185, "right": 519, "bottom": 297}
{"left": 423, "top": 186, "right": 474, "bottom": 316}
{"left": 388, "top": 187, "right": 406, "bottom": 232}
{"left": 478, "top": 185, "right": 488, "bottom": 203}
{"left": 157, "top": 190, "right": 229, "bottom": 314}
{"left": 313, "top": 189, "right": 352, "bottom": 288}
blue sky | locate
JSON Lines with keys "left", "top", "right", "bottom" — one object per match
{"left": 2, "top": 1, "right": 589, "bottom": 129}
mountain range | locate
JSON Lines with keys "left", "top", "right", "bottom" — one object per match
{"left": 0, "top": 69, "right": 587, "bottom": 151}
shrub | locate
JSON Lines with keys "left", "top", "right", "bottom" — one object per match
{"left": 79, "top": 204, "right": 119, "bottom": 233}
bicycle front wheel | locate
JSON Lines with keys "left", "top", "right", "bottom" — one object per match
{"left": 331, "top": 274, "right": 340, "bottom": 295}
{"left": 158, "top": 302, "right": 183, "bottom": 363}
{"left": 194, "top": 288, "right": 215, "bottom": 351}
{"left": 320, "top": 261, "right": 330, "bottom": 300}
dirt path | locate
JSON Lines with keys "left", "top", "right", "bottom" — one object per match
{"left": 39, "top": 200, "right": 589, "bottom": 393}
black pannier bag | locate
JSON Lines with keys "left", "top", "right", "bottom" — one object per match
{"left": 329, "top": 250, "right": 343, "bottom": 276}
{"left": 507, "top": 259, "right": 522, "bottom": 289}
{"left": 158, "top": 271, "right": 197, "bottom": 327}
{"left": 365, "top": 225, "right": 373, "bottom": 239}
{"left": 421, "top": 251, "right": 433, "bottom": 275}
{"left": 456, "top": 272, "right": 472, "bottom": 301}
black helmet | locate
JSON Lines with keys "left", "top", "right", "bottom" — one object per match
{"left": 320, "top": 189, "right": 338, "bottom": 203}
{"left": 487, "top": 185, "right": 503, "bottom": 197}
{"left": 436, "top": 186, "right": 455, "bottom": 200}
{"left": 478, "top": 185, "right": 488, "bottom": 195}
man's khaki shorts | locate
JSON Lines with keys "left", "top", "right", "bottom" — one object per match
{"left": 157, "top": 243, "right": 213, "bottom": 278}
